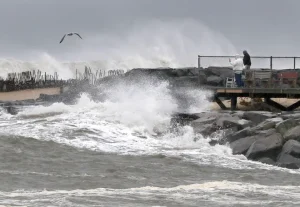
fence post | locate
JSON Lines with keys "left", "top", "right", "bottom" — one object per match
{"left": 270, "top": 56, "right": 273, "bottom": 70}
{"left": 198, "top": 56, "right": 201, "bottom": 69}
{"left": 294, "top": 57, "right": 296, "bottom": 70}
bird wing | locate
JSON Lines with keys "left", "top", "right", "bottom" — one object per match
{"left": 59, "top": 34, "right": 66, "bottom": 43}
{"left": 74, "top": 33, "right": 83, "bottom": 39}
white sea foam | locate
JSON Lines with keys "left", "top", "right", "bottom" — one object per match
{"left": 1, "top": 181, "right": 300, "bottom": 206}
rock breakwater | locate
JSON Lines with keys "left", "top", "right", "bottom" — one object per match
{"left": 172, "top": 111, "right": 300, "bottom": 169}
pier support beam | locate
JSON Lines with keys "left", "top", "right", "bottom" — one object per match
{"left": 231, "top": 96, "right": 237, "bottom": 110}
{"left": 286, "top": 100, "right": 300, "bottom": 111}
{"left": 215, "top": 96, "right": 227, "bottom": 110}
{"left": 264, "top": 97, "right": 287, "bottom": 111}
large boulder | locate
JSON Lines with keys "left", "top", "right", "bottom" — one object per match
{"left": 257, "top": 157, "right": 276, "bottom": 165}
{"left": 170, "top": 113, "right": 200, "bottom": 127}
{"left": 253, "top": 117, "right": 283, "bottom": 131}
{"left": 193, "top": 124, "right": 216, "bottom": 136}
{"left": 205, "top": 67, "right": 234, "bottom": 80}
{"left": 283, "top": 126, "right": 300, "bottom": 142}
{"left": 206, "top": 75, "right": 223, "bottom": 86}
{"left": 276, "top": 119, "right": 298, "bottom": 136}
{"left": 209, "top": 127, "right": 239, "bottom": 145}
{"left": 277, "top": 154, "right": 300, "bottom": 169}
{"left": 279, "top": 139, "right": 300, "bottom": 158}
{"left": 172, "top": 76, "right": 200, "bottom": 87}
{"left": 242, "top": 111, "right": 276, "bottom": 125}
{"left": 226, "top": 127, "right": 256, "bottom": 143}
{"left": 257, "top": 128, "right": 276, "bottom": 137}
{"left": 198, "top": 71, "right": 207, "bottom": 85}
{"left": 191, "top": 116, "right": 216, "bottom": 127}
{"left": 281, "top": 112, "right": 300, "bottom": 120}
{"left": 246, "top": 133, "right": 283, "bottom": 160}
{"left": 216, "top": 114, "right": 251, "bottom": 130}
{"left": 230, "top": 135, "right": 259, "bottom": 155}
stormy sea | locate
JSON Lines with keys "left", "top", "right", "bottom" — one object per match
{"left": 0, "top": 71, "right": 300, "bottom": 207}
{"left": 1, "top": 21, "right": 300, "bottom": 207}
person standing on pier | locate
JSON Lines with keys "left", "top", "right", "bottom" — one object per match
{"left": 229, "top": 54, "right": 243, "bottom": 87}
{"left": 243, "top": 50, "right": 252, "bottom": 86}
{"left": 243, "top": 50, "right": 251, "bottom": 69}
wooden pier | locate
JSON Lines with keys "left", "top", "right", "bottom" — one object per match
{"left": 211, "top": 87, "right": 300, "bottom": 111}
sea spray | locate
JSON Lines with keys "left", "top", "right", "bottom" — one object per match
{"left": 0, "top": 19, "right": 237, "bottom": 79}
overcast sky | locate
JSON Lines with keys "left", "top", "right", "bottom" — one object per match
{"left": 0, "top": 0, "right": 299, "bottom": 63}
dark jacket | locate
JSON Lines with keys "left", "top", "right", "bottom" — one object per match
{"left": 243, "top": 52, "right": 251, "bottom": 66}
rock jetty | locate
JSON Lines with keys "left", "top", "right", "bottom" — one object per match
{"left": 172, "top": 111, "right": 300, "bottom": 169}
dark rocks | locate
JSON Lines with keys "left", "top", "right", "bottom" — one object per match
{"left": 277, "top": 154, "right": 300, "bottom": 169}
{"left": 245, "top": 133, "right": 283, "bottom": 160}
{"left": 171, "top": 113, "right": 200, "bottom": 127}
{"left": 217, "top": 117, "right": 251, "bottom": 130}
{"left": 283, "top": 125, "right": 300, "bottom": 142}
{"left": 226, "top": 127, "right": 255, "bottom": 143}
{"left": 258, "top": 157, "right": 276, "bottom": 165}
{"left": 242, "top": 111, "right": 276, "bottom": 125}
{"left": 172, "top": 76, "right": 200, "bottom": 87}
{"left": 276, "top": 119, "right": 298, "bottom": 136}
{"left": 170, "top": 109, "right": 300, "bottom": 170}
{"left": 206, "top": 76, "right": 223, "bottom": 86}
{"left": 193, "top": 124, "right": 215, "bottom": 136}
{"left": 253, "top": 117, "right": 283, "bottom": 131}
{"left": 257, "top": 128, "right": 276, "bottom": 136}
{"left": 279, "top": 140, "right": 300, "bottom": 159}
{"left": 230, "top": 135, "right": 259, "bottom": 155}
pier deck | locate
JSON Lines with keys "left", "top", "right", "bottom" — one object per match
{"left": 209, "top": 87, "right": 300, "bottom": 111}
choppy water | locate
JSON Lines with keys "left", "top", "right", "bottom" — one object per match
{"left": 1, "top": 79, "right": 300, "bottom": 207}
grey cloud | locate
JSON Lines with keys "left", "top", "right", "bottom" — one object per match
{"left": 0, "top": 0, "right": 299, "bottom": 59}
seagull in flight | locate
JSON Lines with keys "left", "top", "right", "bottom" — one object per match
{"left": 59, "top": 33, "right": 82, "bottom": 43}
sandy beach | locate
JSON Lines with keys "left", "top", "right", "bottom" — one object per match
{"left": 0, "top": 87, "right": 61, "bottom": 101}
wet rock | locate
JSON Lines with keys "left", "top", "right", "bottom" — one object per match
{"left": 170, "top": 113, "right": 200, "bottom": 127}
{"left": 253, "top": 117, "right": 283, "bottom": 131}
{"left": 283, "top": 126, "right": 300, "bottom": 142}
{"left": 242, "top": 111, "right": 276, "bottom": 125}
{"left": 209, "top": 127, "right": 239, "bottom": 144}
{"left": 172, "top": 76, "right": 200, "bottom": 87}
{"left": 230, "top": 135, "right": 259, "bottom": 155}
{"left": 226, "top": 127, "right": 256, "bottom": 143}
{"left": 281, "top": 112, "right": 300, "bottom": 120}
{"left": 39, "top": 94, "right": 62, "bottom": 102}
{"left": 275, "top": 119, "right": 298, "bottom": 136}
{"left": 258, "top": 157, "right": 276, "bottom": 165}
{"left": 217, "top": 116, "right": 251, "bottom": 130}
{"left": 206, "top": 67, "right": 234, "bottom": 80}
{"left": 277, "top": 153, "right": 300, "bottom": 169}
{"left": 191, "top": 112, "right": 219, "bottom": 127}
{"left": 193, "top": 124, "right": 215, "bottom": 136}
{"left": 280, "top": 139, "right": 300, "bottom": 158}
{"left": 257, "top": 128, "right": 276, "bottom": 137}
{"left": 246, "top": 133, "right": 283, "bottom": 160}
{"left": 206, "top": 75, "right": 223, "bottom": 86}
{"left": 5, "top": 106, "right": 18, "bottom": 115}
{"left": 198, "top": 71, "right": 207, "bottom": 84}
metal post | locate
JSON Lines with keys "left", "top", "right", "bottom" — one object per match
{"left": 270, "top": 56, "right": 273, "bottom": 70}
{"left": 45, "top": 72, "right": 46, "bottom": 82}
{"left": 294, "top": 57, "right": 296, "bottom": 70}
{"left": 76, "top": 69, "right": 77, "bottom": 80}
{"left": 198, "top": 56, "right": 201, "bottom": 69}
